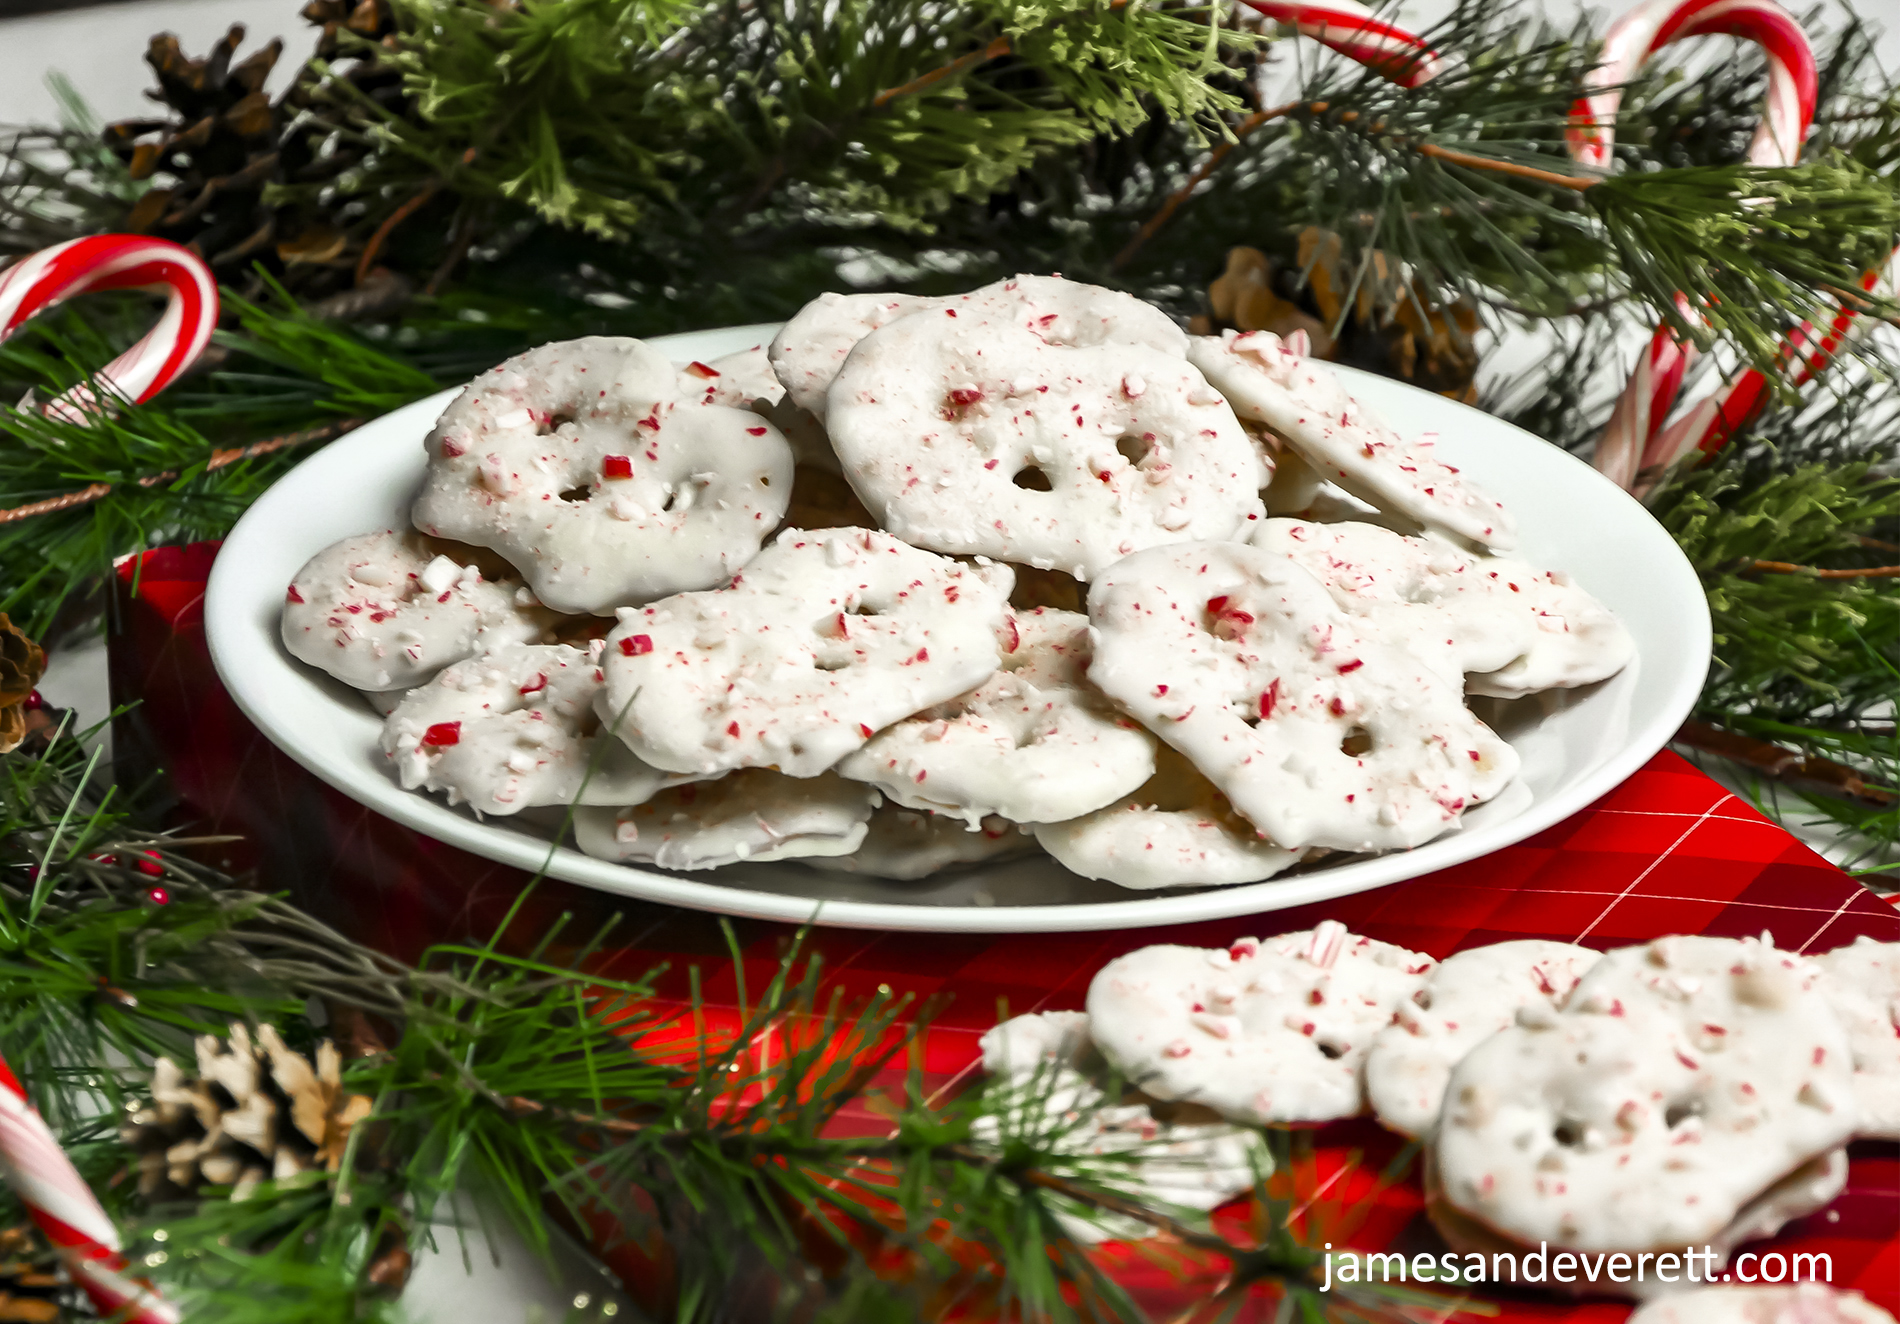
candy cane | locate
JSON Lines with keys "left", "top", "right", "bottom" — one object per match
{"left": 0, "top": 1055, "right": 178, "bottom": 1324}
{"left": 1571, "top": 0, "right": 1818, "bottom": 493}
{"left": 1239, "top": 1, "right": 1443, "bottom": 87}
{"left": 0, "top": 235, "right": 217, "bottom": 422}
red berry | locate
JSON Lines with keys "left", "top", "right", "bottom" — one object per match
{"left": 422, "top": 721, "right": 462, "bottom": 748}
{"left": 619, "top": 634, "right": 654, "bottom": 657}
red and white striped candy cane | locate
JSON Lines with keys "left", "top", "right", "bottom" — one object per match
{"left": 1570, "top": 0, "right": 1817, "bottom": 492}
{"left": 0, "top": 235, "right": 217, "bottom": 421}
{"left": 0, "top": 1055, "right": 178, "bottom": 1324}
{"left": 1239, "top": 1, "right": 1443, "bottom": 87}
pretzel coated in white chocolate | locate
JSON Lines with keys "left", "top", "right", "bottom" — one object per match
{"left": 380, "top": 642, "right": 693, "bottom": 815}
{"left": 1085, "top": 925, "right": 1434, "bottom": 1123}
{"left": 598, "top": 527, "right": 1013, "bottom": 778}
{"left": 1432, "top": 936, "right": 1859, "bottom": 1254}
{"left": 282, "top": 529, "right": 549, "bottom": 693}
{"left": 827, "top": 282, "right": 1263, "bottom": 578}
{"left": 413, "top": 336, "right": 794, "bottom": 614}
{"left": 573, "top": 769, "right": 876, "bottom": 869}
{"left": 1189, "top": 330, "right": 1515, "bottom": 550}
{"left": 837, "top": 608, "right": 1157, "bottom": 826}
{"left": 1086, "top": 541, "right": 1518, "bottom": 852}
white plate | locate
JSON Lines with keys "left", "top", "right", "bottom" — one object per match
{"left": 205, "top": 322, "right": 1710, "bottom": 932}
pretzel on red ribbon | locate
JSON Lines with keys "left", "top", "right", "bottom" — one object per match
{"left": 0, "top": 1055, "right": 178, "bottom": 1324}
{"left": 1239, "top": 0, "right": 1443, "bottom": 87}
{"left": 1568, "top": 0, "right": 1819, "bottom": 493}
{"left": 0, "top": 235, "right": 217, "bottom": 421}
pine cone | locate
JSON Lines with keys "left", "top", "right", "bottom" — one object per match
{"left": 0, "top": 616, "right": 46, "bottom": 757}
{"left": 1206, "top": 232, "right": 1482, "bottom": 403}
{"left": 0, "top": 1223, "right": 70, "bottom": 1324}
{"left": 102, "top": 12, "right": 410, "bottom": 300}
{"left": 121, "top": 1025, "right": 373, "bottom": 1202}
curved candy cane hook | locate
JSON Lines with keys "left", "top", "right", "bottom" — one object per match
{"left": 0, "top": 1055, "right": 178, "bottom": 1324}
{"left": 1240, "top": 1, "right": 1444, "bottom": 87}
{"left": 1570, "top": 0, "right": 1818, "bottom": 494}
{"left": 0, "top": 235, "right": 218, "bottom": 421}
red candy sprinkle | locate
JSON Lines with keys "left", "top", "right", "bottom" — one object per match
{"left": 858, "top": 724, "right": 874, "bottom": 738}
{"left": 948, "top": 387, "right": 984, "bottom": 407}
{"left": 746, "top": 427, "right": 768, "bottom": 436}
{"left": 285, "top": 585, "right": 304, "bottom": 603}
{"left": 519, "top": 673, "right": 547, "bottom": 695}
{"left": 602, "top": 455, "right": 634, "bottom": 480}
{"left": 686, "top": 361, "right": 720, "bottom": 378}
{"left": 619, "top": 634, "right": 654, "bottom": 657}
{"left": 440, "top": 437, "right": 466, "bottom": 457}
{"left": 1258, "top": 679, "right": 1281, "bottom": 719}
{"left": 421, "top": 721, "right": 462, "bottom": 748}
{"left": 1336, "top": 659, "right": 1364, "bottom": 674}
{"left": 727, "top": 721, "right": 741, "bottom": 738}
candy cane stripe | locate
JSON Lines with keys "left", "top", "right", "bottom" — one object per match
{"left": 1241, "top": 0, "right": 1444, "bottom": 86}
{"left": 0, "top": 1054, "right": 175, "bottom": 1324}
{"left": 0, "top": 235, "right": 216, "bottom": 415}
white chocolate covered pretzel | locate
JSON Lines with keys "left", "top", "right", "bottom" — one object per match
{"left": 675, "top": 344, "right": 783, "bottom": 410}
{"left": 838, "top": 608, "right": 1157, "bottom": 826}
{"left": 1364, "top": 939, "right": 1598, "bottom": 1137}
{"left": 380, "top": 642, "right": 689, "bottom": 815}
{"left": 1086, "top": 541, "right": 1519, "bottom": 852}
{"left": 770, "top": 292, "right": 945, "bottom": 422}
{"left": 826, "top": 807, "right": 1035, "bottom": 880}
{"left": 1085, "top": 924, "right": 1435, "bottom": 1124}
{"left": 1252, "top": 518, "right": 1534, "bottom": 682}
{"left": 413, "top": 336, "right": 794, "bottom": 614}
{"left": 1188, "top": 330, "right": 1515, "bottom": 550}
{"left": 1034, "top": 744, "right": 1300, "bottom": 890}
{"left": 828, "top": 284, "right": 1263, "bottom": 578}
{"left": 1816, "top": 936, "right": 1900, "bottom": 1139}
{"left": 598, "top": 527, "right": 1013, "bottom": 777}
{"left": 1431, "top": 936, "right": 1859, "bottom": 1255}
{"left": 1628, "top": 1285, "right": 1896, "bottom": 1324}
{"left": 573, "top": 769, "right": 875, "bottom": 869}
{"left": 282, "top": 529, "right": 549, "bottom": 693}
{"left": 975, "top": 1010, "right": 1268, "bottom": 1242}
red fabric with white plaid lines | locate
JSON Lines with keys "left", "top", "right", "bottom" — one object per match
{"left": 110, "top": 545, "right": 1899, "bottom": 1320}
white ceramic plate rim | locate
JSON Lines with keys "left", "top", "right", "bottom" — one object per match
{"left": 205, "top": 322, "right": 1710, "bottom": 932}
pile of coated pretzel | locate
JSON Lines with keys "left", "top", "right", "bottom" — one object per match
{"left": 282, "top": 275, "right": 1634, "bottom": 887}
{"left": 982, "top": 924, "right": 1899, "bottom": 1322}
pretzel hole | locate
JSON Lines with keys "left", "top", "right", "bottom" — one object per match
{"left": 1664, "top": 1099, "right": 1701, "bottom": 1129}
{"left": 660, "top": 489, "right": 681, "bottom": 512}
{"left": 558, "top": 485, "right": 594, "bottom": 503}
{"left": 1012, "top": 465, "right": 1054, "bottom": 491}
{"left": 538, "top": 411, "right": 576, "bottom": 435}
{"left": 1340, "top": 727, "right": 1373, "bottom": 756}
{"left": 813, "top": 657, "right": 850, "bottom": 672}
{"left": 845, "top": 602, "right": 883, "bottom": 616}
{"left": 1115, "top": 434, "right": 1151, "bottom": 466}
{"left": 1314, "top": 1041, "right": 1345, "bottom": 1060}
{"left": 1552, "top": 1119, "right": 1586, "bottom": 1147}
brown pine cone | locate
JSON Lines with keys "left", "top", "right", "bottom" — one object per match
{"left": 0, "top": 616, "right": 46, "bottom": 756}
{"left": 1205, "top": 232, "right": 1482, "bottom": 403}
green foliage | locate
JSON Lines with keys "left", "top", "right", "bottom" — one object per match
{"left": 0, "top": 736, "right": 1435, "bottom": 1323}
{"left": 1591, "top": 157, "right": 1900, "bottom": 370}
{"left": 355, "top": 0, "right": 1254, "bottom": 239}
